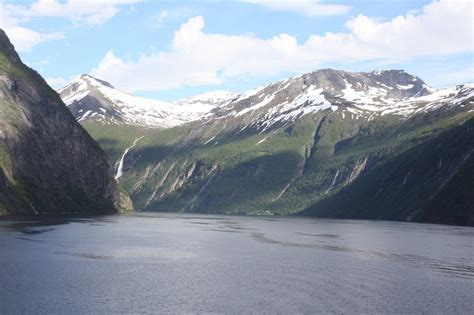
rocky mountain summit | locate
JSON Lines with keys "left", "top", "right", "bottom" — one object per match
{"left": 0, "top": 30, "right": 132, "bottom": 215}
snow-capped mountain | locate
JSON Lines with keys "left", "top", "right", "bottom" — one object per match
{"left": 60, "top": 70, "right": 473, "bottom": 131}
{"left": 198, "top": 69, "right": 473, "bottom": 133}
{"left": 59, "top": 75, "right": 215, "bottom": 128}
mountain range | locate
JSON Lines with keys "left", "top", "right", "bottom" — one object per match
{"left": 0, "top": 26, "right": 471, "bottom": 225}
{"left": 60, "top": 69, "right": 474, "bottom": 225}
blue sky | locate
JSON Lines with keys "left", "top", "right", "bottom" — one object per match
{"left": 1, "top": 0, "right": 472, "bottom": 101}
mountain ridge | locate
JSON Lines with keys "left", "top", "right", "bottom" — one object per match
{"left": 61, "top": 68, "right": 471, "bottom": 131}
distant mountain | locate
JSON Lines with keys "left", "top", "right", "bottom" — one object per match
{"left": 174, "top": 90, "right": 238, "bottom": 108}
{"left": 59, "top": 75, "right": 227, "bottom": 128}
{"left": 63, "top": 69, "right": 468, "bottom": 130}
{"left": 0, "top": 30, "right": 132, "bottom": 215}
{"left": 61, "top": 69, "right": 473, "bottom": 225}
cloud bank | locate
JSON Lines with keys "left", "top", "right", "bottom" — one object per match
{"left": 0, "top": 0, "right": 140, "bottom": 51}
{"left": 91, "top": 0, "right": 473, "bottom": 92}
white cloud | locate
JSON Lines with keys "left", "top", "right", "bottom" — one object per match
{"left": 0, "top": 2, "right": 64, "bottom": 51}
{"left": 91, "top": 0, "right": 473, "bottom": 92}
{"left": 0, "top": 0, "right": 140, "bottom": 51}
{"left": 29, "top": 0, "right": 141, "bottom": 26}
{"left": 152, "top": 7, "right": 196, "bottom": 28}
{"left": 2, "top": 26, "right": 64, "bottom": 51}
{"left": 242, "top": 0, "right": 350, "bottom": 16}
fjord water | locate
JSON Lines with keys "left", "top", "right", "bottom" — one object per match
{"left": 0, "top": 214, "right": 472, "bottom": 314}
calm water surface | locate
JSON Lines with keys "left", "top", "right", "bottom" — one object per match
{"left": 0, "top": 213, "right": 473, "bottom": 314}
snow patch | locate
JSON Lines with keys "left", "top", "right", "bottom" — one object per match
{"left": 235, "top": 93, "right": 276, "bottom": 117}
{"left": 396, "top": 84, "right": 414, "bottom": 90}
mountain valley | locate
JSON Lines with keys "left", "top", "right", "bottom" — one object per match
{"left": 60, "top": 69, "right": 474, "bottom": 225}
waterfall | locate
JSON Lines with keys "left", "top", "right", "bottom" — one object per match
{"left": 115, "top": 136, "right": 143, "bottom": 180}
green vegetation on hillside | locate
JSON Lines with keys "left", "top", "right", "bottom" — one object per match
{"left": 82, "top": 102, "right": 473, "bottom": 225}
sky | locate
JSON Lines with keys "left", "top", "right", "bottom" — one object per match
{"left": 0, "top": 0, "right": 473, "bottom": 101}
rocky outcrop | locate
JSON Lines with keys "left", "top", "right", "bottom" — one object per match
{"left": 0, "top": 29, "right": 133, "bottom": 215}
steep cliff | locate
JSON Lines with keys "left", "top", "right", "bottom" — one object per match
{"left": 0, "top": 30, "right": 132, "bottom": 215}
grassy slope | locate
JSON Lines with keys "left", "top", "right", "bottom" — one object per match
{"left": 82, "top": 103, "right": 473, "bottom": 225}
{"left": 302, "top": 115, "right": 474, "bottom": 225}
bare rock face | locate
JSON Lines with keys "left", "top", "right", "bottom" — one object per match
{"left": 0, "top": 29, "right": 133, "bottom": 215}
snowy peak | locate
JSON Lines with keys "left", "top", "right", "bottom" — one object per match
{"left": 59, "top": 74, "right": 114, "bottom": 101}
{"left": 80, "top": 74, "right": 115, "bottom": 89}
{"left": 59, "top": 69, "right": 472, "bottom": 131}
{"left": 299, "top": 69, "right": 429, "bottom": 99}
{"left": 207, "top": 69, "right": 471, "bottom": 131}
{"left": 59, "top": 75, "right": 213, "bottom": 128}
{"left": 174, "top": 90, "right": 238, "bottom": 108}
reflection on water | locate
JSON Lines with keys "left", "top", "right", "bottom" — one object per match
{"left": 21, "top": 228, "right": 56, "bottom": 235}
{"left": 250, "top": 230, "right": 474, "bottom": 279}
{"left": 0, "top": 213, "right": 473, "bottom": 314}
